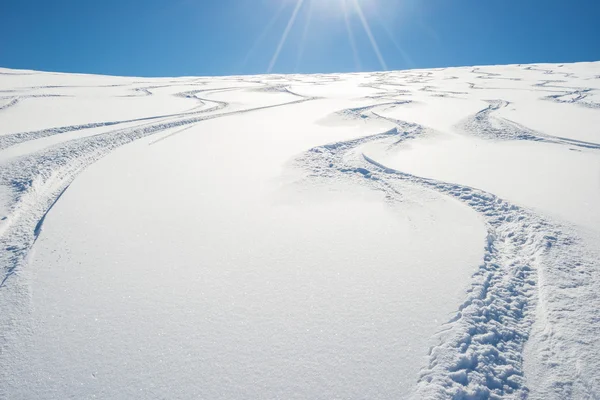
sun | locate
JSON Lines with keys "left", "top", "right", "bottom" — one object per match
{"left": 257, "top": 0, "right": 407, "bottom": 73}
{"left": 307, "top": 0, "right": 387, "bottom": 71}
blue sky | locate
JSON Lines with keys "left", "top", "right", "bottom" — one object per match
{"left": 1, "top": 0, "right": 599, "bottom": 77}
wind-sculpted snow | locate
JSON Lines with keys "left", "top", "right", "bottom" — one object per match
{"left": 1, "top": 62, "right": 599, "bottom": 399}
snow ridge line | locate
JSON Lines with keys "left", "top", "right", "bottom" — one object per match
{"left": 295, "top": 103, "right": 599, "bottom": 398}
{"left": 0, "top": 96, "right": 315, "bottom": 288}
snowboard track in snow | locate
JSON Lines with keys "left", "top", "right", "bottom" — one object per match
{"left": 0, "top": 87, "right": 241, "bottom": 151}
{"left": 0, "top": 92, "right": 314, "bottom": 289}
{"left": 0, "top": 98, "right": 19, "bottom": 112}
{"left": 294, "top": 100, "right": 600, "bottom": 399}
{"left": 1, "top": 64, "right": 599, "bottom": 399}
{"left": 459, "top": 99, "right": 600, "bottom": 150}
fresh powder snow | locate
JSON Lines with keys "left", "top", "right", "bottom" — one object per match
{"left": 0, "top": 62, "right": 599, "bottom": 399}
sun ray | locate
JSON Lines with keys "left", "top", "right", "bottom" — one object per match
{"left": 268, "top": 0, "right": 305, "bottom": 74}
{"left": 373, "top": 10, "right": 415, "bottom": 69}
{"left": 240, "top": 2, "right": 288, "bottom": 70}
{"left": 352, "top": 0, "right": 388, "bottom": 71}
{"left": 342, "top": 0, "right": 362, "bottom": 72}
{"left": 294, "top": 0, "right": 314, "bottom": 72}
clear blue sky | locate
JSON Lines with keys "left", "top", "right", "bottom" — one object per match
{"left": 1, "top": 0, "right": 599, "bottom": 77}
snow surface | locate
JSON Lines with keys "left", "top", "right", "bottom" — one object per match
{"left": 1, "top": 62, "right": 599, "bottom": 399}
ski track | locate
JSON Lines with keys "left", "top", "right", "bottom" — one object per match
{"left": 295, "top": 99, "right": 600, "bottom": 399}
{"left": 459, "top": 100, "right": 600, "bottom": 149}
{"left": 523, "top": 65, "right": 577, "bottom": 79}
{"left": 0, "top": 89, "right": 313, "bottom": 288}
{"left": 0, "top": 87, "right": 246, "bottom": 152}
{"left": 543, "top": 89, "right": 600, "bottom": 109}
{"left": 1, "top": 63, "right": 599, "bottom": 399}
{"left": 0, "top": 82, "right": 298, "bottom": 154}
{"left": 125, "top": 87, "right": 153, "bottom": 97}
{"left": 472, "top": 68, "right": 522, "bottom": 81}
{"left": 0, "top": 98, "right": 19, "bottom": 111}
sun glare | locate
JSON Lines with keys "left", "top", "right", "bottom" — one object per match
{"left": 264, "top": 0, "right": 409, "bottom": 73}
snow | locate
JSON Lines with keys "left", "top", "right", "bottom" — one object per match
{"left": 366, "top": 135, "right": 600, "bottom": 232}
{"left": 1, "top": 62, "right": 600, "bottom": 399}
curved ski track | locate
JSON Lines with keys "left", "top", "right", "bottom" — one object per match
{"left": 0, "top": 82, "right": 314, "bottom": 289}
{"left": 459, "top": 100, "right": 600, "bottom": 149}
{"left": 0, "top": 86, "right": 241, "bottom": 151}
{"left": 0, "top": 98, "right": 19, "bottom": 112}
{"left": 1, "top": 65, "right": 599, "bottom": 399}
{"left": 294, "top": 97, "right": 600, "bottom": 399}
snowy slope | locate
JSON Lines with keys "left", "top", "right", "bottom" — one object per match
{"left": 0, "top": 63, "right": 599, "bottom": 399}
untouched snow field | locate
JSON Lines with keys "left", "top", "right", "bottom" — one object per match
{"left": 0, "top": 62, "right": 599, "bottom": 399}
